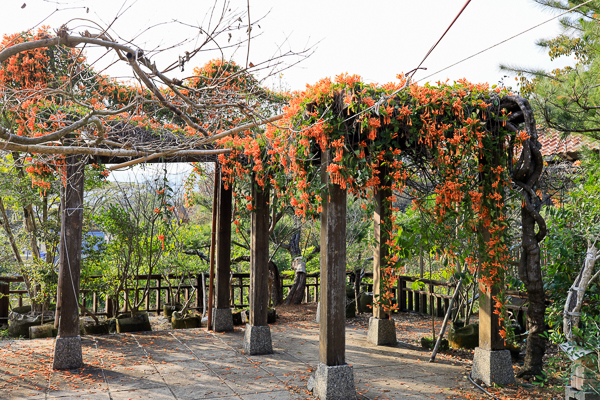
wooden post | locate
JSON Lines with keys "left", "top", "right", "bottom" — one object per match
{"left": 319, "top": 150, "right": 347, "bottom": 366}
{"left": 471, "top": 144, "right": 514, "bottom": 386}
{"left": 195, "top": 274, "right": 202, "bottom": 311}
{"left": 414, "top": 291, "right": 419, "bottom": 312}
{"left": 372, "top": 182, "right": 391, "bottom": 320}
{"left": 311, "top": 150, "right": 355, "bottom": 399}
{"left": 244, "top": 180, "right": 273, "bottom": 355}
{"left": 156, "top": 278, "right": 162, "bottom": 315}
{"left": 479, "top": 284, "right": 505, "bottom": 351}
{"left": 0, "top": 280, "right": 8, "bottom": 323}
{"left": 53, "top": 157, "right": 84, "bottom": 370}
{"left": 399, "top": 278, "right": 406, "bottom": 311}
{"left": 249, "top": 181, "right": 269, "bottom": 326}
{"left": 213, "top": 168, "right": 233, "bottom": 332}
{"left": 207, "top": 164, "right": 219, "bottom": 328}
{"left": 429, "top": 283, "right": 435, "bottom": 316}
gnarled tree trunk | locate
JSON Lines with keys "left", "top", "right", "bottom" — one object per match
{"left": 504, "top": 96, "right": 547, "bottom": 378}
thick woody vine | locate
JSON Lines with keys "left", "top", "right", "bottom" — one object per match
{"left": 217, "top": 73, "right": 542, "bottom": 340}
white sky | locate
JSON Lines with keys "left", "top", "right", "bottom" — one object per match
{"left": 2, "top": 0, "right": 573, "bottom": 91}
{"left": 1, "top": 0, "right": 575, "bottom": 182}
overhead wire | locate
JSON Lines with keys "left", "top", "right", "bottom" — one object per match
{"left": 413, "top": 0, "right": 595, "bottom": 84}
{"left": 410, "top": 0, "right": 473, "bottom": 80}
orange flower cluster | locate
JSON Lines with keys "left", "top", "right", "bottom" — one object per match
{"left": 215, "top": 73, "right": 525, "bottom": 322}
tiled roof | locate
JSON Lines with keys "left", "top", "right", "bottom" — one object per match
{"left": 537, "top": 128, "right": 600, "bottom": 160}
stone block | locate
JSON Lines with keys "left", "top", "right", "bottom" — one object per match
{"left": 30, "top": 323, "right": 57, "bottom": 339}
{"left": 307, "top": 362, "right": 356, "bottom": 400}
{"left": 358, "top": 293, "right": 373, "bottom": 313}
{"left": 52, "top": 336, "right": 83, "bottom": 370}
{"left": 243, "top": 324, "right": 273, "bottom": 355}
{"left": 212, "top": 308, "right": 233, "bottom": 332}
{"left": 448, "top": 323, "right": 479, "bottom": 349}
{"left": 367, "top": 317, "right": 397, "bottom": 346}
{"left": 566, "top": 385, "right": 600, "bottom": 400}
{"left": 471, "top": 347, "right": 515, "bottom": 386}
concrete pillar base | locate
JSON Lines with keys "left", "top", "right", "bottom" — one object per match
{"left": 52, "top": 336, "right": 83, "bottom": 370}
{"left": 307, "top": 362, "right": 356, "bottom": 400}
{"left": 566, "top": 385, "right": 600, "bottom": 400}
{"left": 471, "top": 347, "right": 515, "bottom": 386}
{"left": 367, "top": 317, "right": 397, "bottom": 346}
{"left": 244, "top": 324, "right": 273, "bottom": 355}
{"left": 212, "top": 308, "right": 233, "bottom": 332}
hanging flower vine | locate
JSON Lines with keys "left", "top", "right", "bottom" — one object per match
{"left": 216, "top": 73, "right": 530, "bottom": 337}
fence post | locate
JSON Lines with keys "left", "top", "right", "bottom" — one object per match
{"left": 156, "top": 278, "right": 162, "bottom": 315}
{"left": 0, "top": 280, "right": 9, "bottom": 323}
{"left": 414, "top": 291, "right": 419, "bottom": 313}
{"left": 195, "top": 274, "right": 202, "bottom": 312}
{"left": 437, "top": 297, "right": 444, "bottom": 318}
{"left": 420, "top": 292, "right": 427, "bottom": 314}
{"left": 398, "top": 278, "right": 406, "bottom": 311}
{"left": 429, "top": 283, "right": 434, "bottom": 316}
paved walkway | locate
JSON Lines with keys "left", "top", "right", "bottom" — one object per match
{"left": 0, "top": 320, "right": 472, "bottom": 400}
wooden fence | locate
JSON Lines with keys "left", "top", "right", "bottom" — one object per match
{"left": 0, "top": 272, "right": 528, "bottom": 328}
{"left": 0, "top": 272, "right": 321, "bottom": 321}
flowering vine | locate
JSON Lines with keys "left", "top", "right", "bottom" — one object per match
{"left": 216, "top": 73, "right": 530, "bottom": 337}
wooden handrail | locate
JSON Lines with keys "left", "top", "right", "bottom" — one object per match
{"left": 0, "top": 272, "right": 529, "bottom": 328}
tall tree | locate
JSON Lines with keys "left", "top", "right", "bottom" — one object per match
{"left": 502, "top": 0, "right": 600, "bottom": 137}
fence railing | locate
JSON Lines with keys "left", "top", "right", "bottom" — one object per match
{"left": 0, "top": 272, "right": 529, "bottom": 328}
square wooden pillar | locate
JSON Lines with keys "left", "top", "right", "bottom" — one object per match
{"left": 479, "top": 284, "right": 504, "bottom": 351}
{"left": 472, "top": 223, "right": 514, "bottom": 386}
{"left": 213, "top": 169, "right": 233, "bottom": 332}
{"left": 367, "top": 180, "right": 397, "bottom": 346}
{"left": 53, "top": 157, "right": 85, "bottom": 370}
{"left": 309, "top": 151, "right": 355, "bottom": 399}
{"left": 372, "top": 183, "right": 390, "bottom": 320}
{"left": 244, "top": 179, "right": 273, "bottom": 355}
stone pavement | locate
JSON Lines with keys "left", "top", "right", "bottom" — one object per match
{"left": 0, "top": 320, "right": 472, "bottom": 400}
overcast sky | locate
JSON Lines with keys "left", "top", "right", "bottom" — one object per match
{"left": 1, "top": 0, "right": 575, "bottom": 182}
{"left": 2, "top": 0, "right": 574, "bottom": 91}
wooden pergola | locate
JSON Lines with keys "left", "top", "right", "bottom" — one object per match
{"left": 51, "top": 95, "right": 544, "bottom": 400}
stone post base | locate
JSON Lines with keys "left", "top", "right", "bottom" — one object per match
{"left": 212, "top": 308, "right": 233, "bottom": 332}
{"left": 243, "top": 324, "right": 273, "bottom": 355}
{"left": 52, "top": 336, "right": 83, "bottom": 370}
{"left": 566, "top": 385, "right": 600, "bottom": 400}
{"left": 367, "top": 317, "right": 397, "bottom": 346}
{"left": 471, "top": 347, "right": 515, "bottom": 386}
{"left": 307, "top": 362, "right": 356, "bottom": 400}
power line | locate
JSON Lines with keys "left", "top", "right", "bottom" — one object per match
{"left": 414, "top": 0, "right": 594, "bottom": 84}
{"left": 411, "top": 0, "right": 472, "bottom": 78}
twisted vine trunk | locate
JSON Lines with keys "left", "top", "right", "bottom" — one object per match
{"left": 504, "top": 96, "right": 547, "bottom": 378}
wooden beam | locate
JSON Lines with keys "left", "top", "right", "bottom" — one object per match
{"left": 319, "top": 150, "right": 347, "bottom": 366}
{"left": 55, "top": 157, "right": 85, "bottom": 338}
{"left": 249, "top": 180, "right": 269, "bottom": 326}
{"left": 215, "top": 170, "right": 232, "bottom": 309}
